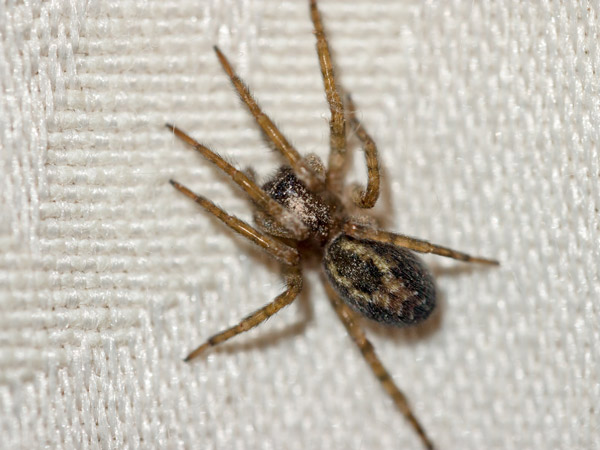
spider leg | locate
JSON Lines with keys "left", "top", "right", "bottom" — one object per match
{"left": 345, "top": 94, "right": 380, "bottom": 208}
{"left": 324, "top": 282, "right": 434, "bottom": 450}
{"left": 167, "top": 123, "right": 308, "bottom": 240}
{"left": 170, "top": 180, "right": 299, "bottom": 266}
{"left": 345, "top": 223, "right": 500, "bottom": 265}
{"left": 184, "top": 265, "right": 303, "bottom": 361}
{"left": 212, "top": 47, "right": 324, "bottom": 191}
{"left": 310, "top": 0, "right": 347, "bottom": 195}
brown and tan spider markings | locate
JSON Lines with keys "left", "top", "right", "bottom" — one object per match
{"left": 167, "top": 0, "right": 499, "bottom": 448}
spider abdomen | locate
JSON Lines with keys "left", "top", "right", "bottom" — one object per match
{"left": 323, "top": 234, "right": 436, "bottom": 326}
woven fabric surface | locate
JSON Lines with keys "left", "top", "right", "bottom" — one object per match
{"left": 1, "top": 0, "right": 598, "bottom": 449}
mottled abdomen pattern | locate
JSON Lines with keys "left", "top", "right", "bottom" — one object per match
{"left": 324, "top": 234, "right": 436, "bottom": 326}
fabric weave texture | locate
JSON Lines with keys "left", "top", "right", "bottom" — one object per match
{"left": 1, "top": 1, "right": 598, "bottom": 449}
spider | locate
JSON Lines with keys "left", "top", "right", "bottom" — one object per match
{"left": 167, "top": 1, "right": 498, "bottom": 448}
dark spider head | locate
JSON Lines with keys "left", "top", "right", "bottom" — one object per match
{"left": 255, "top": 166, "right": 334, "bottom": 243}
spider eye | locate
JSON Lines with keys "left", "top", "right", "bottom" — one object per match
{"left": 323, "top": 234, "right": 436, "bottom": 326}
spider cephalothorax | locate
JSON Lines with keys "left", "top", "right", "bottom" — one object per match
{"left": 256, "top": 166, "right": 335, "bottom": 243}
{"left": 168, "top": 1, "right": 498, "bottom": 448}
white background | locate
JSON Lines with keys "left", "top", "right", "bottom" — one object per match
{"left": 1, "top": 0, "right": 598, "bottom": 448}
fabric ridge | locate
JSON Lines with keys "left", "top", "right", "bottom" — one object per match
{"left": 1, "top": 1, "right": 598, "bottom": 449}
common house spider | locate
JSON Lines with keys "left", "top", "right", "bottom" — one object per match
{"left": 167, "top": 1, "right": 499, "bottom": 448}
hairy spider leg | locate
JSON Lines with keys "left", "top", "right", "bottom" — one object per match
{"left": 185, "top": 266, "right": 303, "bottom": 361}
{"left": 345, "top": 94, "right": 381, "bottom": 209}
{"left": 166, "top": 123, "right": 308, "bottom": 240}
{"left": 324, "top": 283, "right": 434, "bottom": 450}
{"left": 310, "top": 0, "right": 347, "bottom": 195}
{"left": 345, "top": 224, "right": 500, "bottom": 265}
{"left": 170, "top": 180, "right": 299, "bottom": 266}
{"left": 213, "top": 47, "right": 324, "bottom": 192}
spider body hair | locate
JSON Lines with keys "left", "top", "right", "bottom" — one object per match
{"left": 167, "top": 1, "right": 498, "bottom": 447}
{"left": 258, "top": 166, "right": 436, "bottom": 326}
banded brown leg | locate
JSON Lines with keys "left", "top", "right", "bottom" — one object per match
{"left": 185, "top": 266, "right": 303, "bottom": 361}
{"left": 170, "top": 180, "right": 299, "bottom": 266}
{"left": 345, "top": 223, "right": 499, "bottom": 265}
{"left": 213, "top": 47, "right": 324, "bottom": 191}
{"left": 345, "top": 94, "right": 380, "bottom": 209}
{"left": 309, "top": 0, "right": 348, "bottom": 195}
{"left": 167, "top": 123, "right": 308, "bottom": 240}
{"left": 324, "top": 282, "right": 435, "bottom": 450}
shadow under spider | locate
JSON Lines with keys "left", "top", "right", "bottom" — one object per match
{"left": 363, "top": 259, "right": 498, "bottom": 342}
{"left": 193, "top": 225, "right": 494, "bottom": 353}
{"left": 431, "top": 260, "right": 498, "bottom": 278}
{"left": 204, "top": 275, "right": 314, "bottom": 356}
{"left": 202, "top": 250, "right": 497, "bottom": 355}
{"left": 360, "top": 285, "right": 446, "bottom": 343}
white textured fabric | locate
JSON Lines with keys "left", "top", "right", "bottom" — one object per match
{"left": 1, "top": 0, "right": 599, "bottom": 448}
